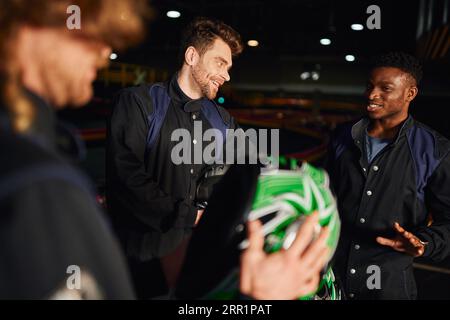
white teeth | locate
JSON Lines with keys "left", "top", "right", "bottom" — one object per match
{"left": 367, "top": 103, "right": 383, "bottom": 112}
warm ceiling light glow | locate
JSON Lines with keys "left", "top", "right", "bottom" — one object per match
{"left": 167, "top": 10, "right": 181, "bottom": 18}
{"left": 351, "top": 24, "right": 364, "bottom": 31}
{"left": 247, "top": 40, "right": 259, "bottom": 47}
{"left": 320, "top": 38, "right": 331, "bottom": 46}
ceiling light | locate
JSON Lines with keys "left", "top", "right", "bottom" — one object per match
{"left": 320, "top": 38, "right": 331, "bottom": 46}
{"left": 167, "top": 10, "right": 181, "bottom": 18}
{"left": 311, "top": 71, "right": 320, "bottom": 81}
{"left": 110, "top": 53, "right": 118, "bottom": 60}
{"left": 247, "top": 40, "right": 259, "bottom": 47}
{"left": 351, "top": 24, "right": 364, "bottom": 31}
{"left": 300, "top": 72, "right": 311, "bottom": 80}
{"left": 345, "top": 55, "right": 356, "bottom": 62}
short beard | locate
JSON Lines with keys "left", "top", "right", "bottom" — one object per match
{"left": 192, "top": 65, "right": 216, "bottom": 100}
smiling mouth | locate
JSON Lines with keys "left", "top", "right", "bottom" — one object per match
{"left": 367, "top": 103, "right": 383, "bottom": 112}
{"left": 211, "top": 80, "right": 221, "bottom": 89}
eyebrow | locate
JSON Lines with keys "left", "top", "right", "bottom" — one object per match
{"left": 368, "top": 80, "right": 395, "bottom": 86}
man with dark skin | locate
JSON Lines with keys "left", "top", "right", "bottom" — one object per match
{"left": 366, "top": 64, "right": 426, "bottom": 257}
{"left": 327, "top": 52, "right": 450, "bottom": 299}
{"left": 366, "top": 66, "right": 425, "bottom": 255}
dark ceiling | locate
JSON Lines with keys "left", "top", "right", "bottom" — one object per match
{"left": 117, "top": 0, "right": 450, "bottom": 97}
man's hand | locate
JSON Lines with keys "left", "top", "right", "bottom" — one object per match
{"left": 376, "top": 222, "right": 426, "bottom": 257}
{"left": 195, "top": 209, "right": 204, "bottom": 226}
{"left": 240, "top": 212, "right": 330, "bottom": 300}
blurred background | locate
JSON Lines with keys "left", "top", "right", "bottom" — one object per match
{"left": 58, "top": 0, "right": 450, "bottom": 299}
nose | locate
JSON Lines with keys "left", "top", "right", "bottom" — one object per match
{"left": 367, "top": 88, "right": 380, "bottom": 101}
{"left": 222, "top": 69, "right": 231, "bottom": 82}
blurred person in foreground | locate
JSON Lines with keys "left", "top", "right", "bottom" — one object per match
{"left": 0, "top": 0, "right": 148, "bottom": 299}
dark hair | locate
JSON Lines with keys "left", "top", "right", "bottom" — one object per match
{"left": 179, "top": 17, "right": 243, "bottom": 66}
{"left": 371, "top": 52, "right": 423, "bottom": 85}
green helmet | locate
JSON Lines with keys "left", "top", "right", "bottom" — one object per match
{"left": 176, "top": 161, "right": 341, "bottom": 300}
{"left": 241, "top": 161, "right": 340, "bottom": 257}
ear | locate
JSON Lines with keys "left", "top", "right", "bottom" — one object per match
{"left": 406, "top": 86, "right": 418, "bottom": 103}
{"left": 184, "top": 46, "right": 199, "bottom": 66}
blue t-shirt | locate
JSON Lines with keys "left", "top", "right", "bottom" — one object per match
{"left": 365, "top": 132, "right": 391, "bottom": 163}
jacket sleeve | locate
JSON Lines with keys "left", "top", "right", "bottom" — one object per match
{"left": 108, "top": 88, "right": 190, "bottom": 231}
{"left": 416, "top": 153, "right": 450, "bottom": 261}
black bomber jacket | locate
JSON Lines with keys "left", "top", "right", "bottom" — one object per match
{"left": 326, "top": 116, "right": 450, "bottom": 300}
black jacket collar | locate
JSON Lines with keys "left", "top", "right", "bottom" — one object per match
{"left": 168, "top": 73, "right": 207, "bottom": 113}
{"left": 1, "top": 89, "right": 85, "bottom": 161}
{"left": 351, "top": 115, "right": 414, "bottom": 146}
{"left": 0, "top": 89, "right": 56, "bottom": 148}
{"left": 23, "top": 89, "right": 57, "bottom": 149}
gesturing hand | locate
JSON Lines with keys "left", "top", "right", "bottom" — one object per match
{"left": 376, "top": 222, "right": 427, "bottom": 257}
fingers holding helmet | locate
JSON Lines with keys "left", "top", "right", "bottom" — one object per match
{"left": 241, "top": 212, "right": 331, "bottom": 300}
